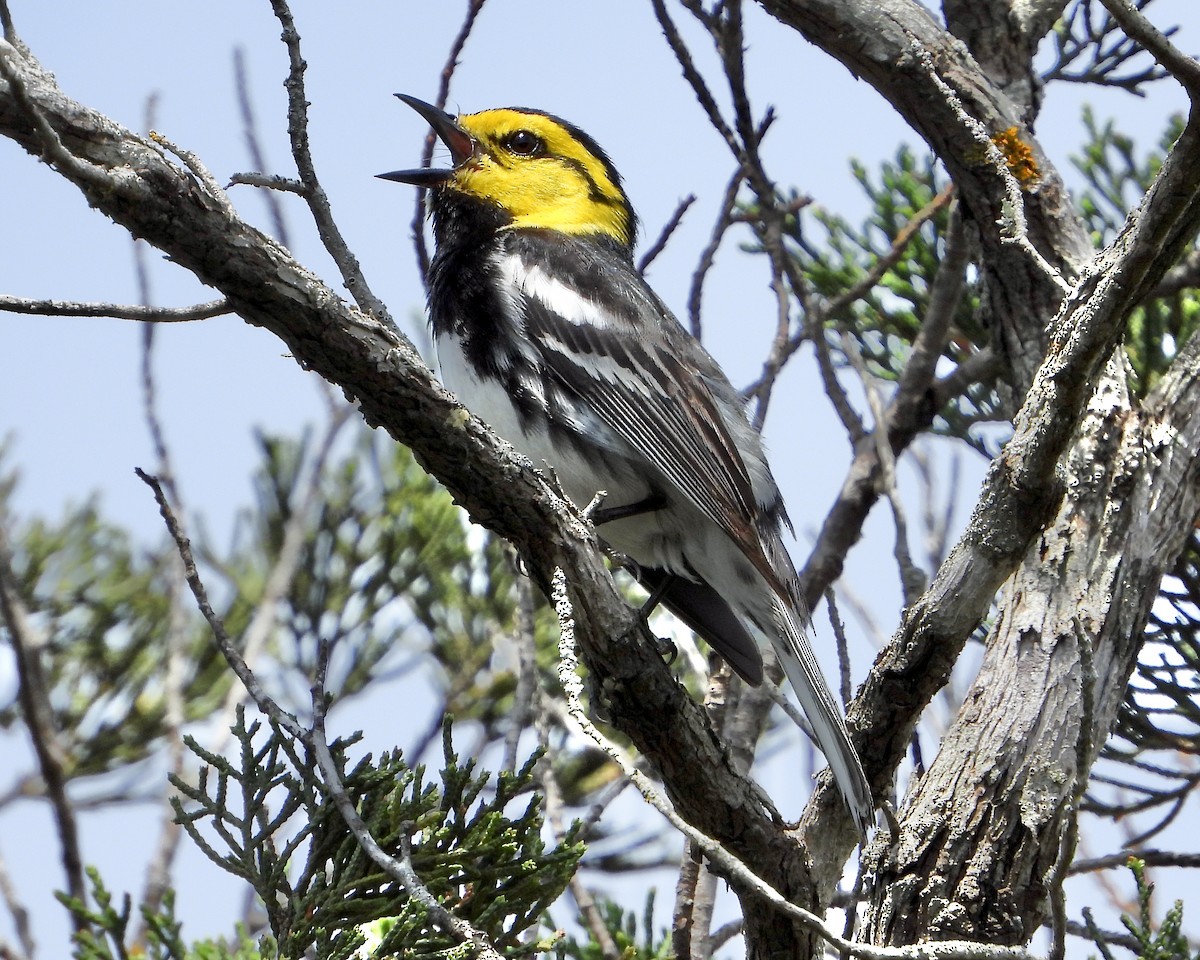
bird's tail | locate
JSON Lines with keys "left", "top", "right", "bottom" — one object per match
{"left": 770, "top": 599, "right": 874, "bottom": 835}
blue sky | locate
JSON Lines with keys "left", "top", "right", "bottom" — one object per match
{"left": 2, "top": 1, "right": 1199, "bottom": 955}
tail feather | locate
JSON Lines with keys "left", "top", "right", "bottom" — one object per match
{"left": 771, "top": 599, "right": 874, "bottom": 835}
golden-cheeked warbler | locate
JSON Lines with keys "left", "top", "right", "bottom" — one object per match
{"left": 381, "top": 95, "right": 873, "bottom": 833}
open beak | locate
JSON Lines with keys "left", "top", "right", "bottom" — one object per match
{"left": 377, "top": 94, "right": 475, "bottom": 186}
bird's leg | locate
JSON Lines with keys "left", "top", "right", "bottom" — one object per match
{"left": 588, "top": 492, "right": 667, "bottom": 527}
{"left": 582, "top": 491, "right": 677, "bottom": 666}
{"left": 638, "top": 573, "right": 678, "bottom": 666}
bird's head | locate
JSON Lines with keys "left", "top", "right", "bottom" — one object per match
{"left": 380, "top": 95, "right": 637, "bottom": 249}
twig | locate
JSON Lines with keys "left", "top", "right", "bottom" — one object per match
{"left": 1072, "top": 912, "right": 1140, "bottom": 955}
{"left": 687, "top": 169, "right": 743, "bottom": 338}
{"left": 1096, "top": 0, "right": 1200, "bottom": 97}
{"left": 649, "top": 0, "right": 741, "bottom": 162}
{"left": 0, "top": 841, "right": 34, "bottom": 959}
{"left": 0, "top": 38, "right": 108, "bottom": 189}
{"left": 638, "top": 194, "right": 696, "bottom": 274}
{"left": 411, "top": 0, "right": 489, "bottom": 288}
{"left": 0, "top": 524, "right": 87, "bottom": 921}
{"left": 150, "top": 131, "right": 238, "bottom": 220}
{"left": 839, "top": 332, "right": 925, "bottom": 604}
{"left": 825, "top": 587, "right": 854, "bottom": 708}
{"left": 899, "top": 202, "right": 969, "bottom": 399}
{"left": 0, "top": 294, "right": 230, "bottom": 322}
{"left": 136, "top": 468, "right": 307, "bottom": 740}
{"left": 825, "top": 185, "right": 955, "bottom": 323}
{"left": 535, "top": 700, "right": 620, "bottom": 960}
{"left": 233, "top": 47, "right": 291, "bottom": 247}
{"left": 267, "top": 0, "right": 393, "bottom": 323}
{"left": 804, "top": 302, "right": 867, "bottom": 442}
{"left": 1070, "top": 849, "right": 1200, "bottom": 874}
{"left": 227, "top": 171, "right": 307, "bottom": 195}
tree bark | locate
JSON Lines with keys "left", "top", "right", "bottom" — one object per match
{"left": 862, "top": 340, "right": 1200, "bottom": 943}
{"left": 750, "top": 0, "right": 1200, "bottom": 942}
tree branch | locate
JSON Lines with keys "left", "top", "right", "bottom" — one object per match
{"left": 1096, "top": 0, "right": 1200, "bottom": 95}
{"left": 0, "top": 523, "right": 87, "bottom": 920}
{"left": 0, "top": 295, "right": 231, "bottom": 321}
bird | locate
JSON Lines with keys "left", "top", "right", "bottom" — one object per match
{"left": 380, "top": 94, "right": 873, "bottom": 833}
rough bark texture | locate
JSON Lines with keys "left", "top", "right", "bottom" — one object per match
{"left": 863, "top": 343, "right": 1200, "bottom": 943}
{"left": 750, "top": 0, "right": 1200, "bottom": 944}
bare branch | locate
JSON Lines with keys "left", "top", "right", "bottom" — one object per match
{"left": 0, "top": 294, "right": 231, "bottom": 322}
{"left": 410, "top": 0, "right": 489, "bottom": 288}
{"left": 1043, "top": 0, "right": 1170, "bottom": 93}
{"left": 637, "top": 193, "right": 697, "bottom": 275}
{"left": 1097, "top": 0, "right": 1200, "bottom": 95}
{"left": 227, "top": 171, "right": 307, "bottom": 195}
{"left": 267, "top": 0, "right": 392, "bottom": 323}
{"left": 0, "top": 523, "right": 87, "bottom": 918}
{"left": 135, "top": 469, "right": 307, "bottom": 741}
{"left": 233, "top": 47, "right": 291, "bottom": 247}
{"left": 1070, "top": 849, "right": 1200, "bottom": 874}
{"left": 827, "top": 185, "right": 956, "bottom": 322}
{"left": 687, "top": 169, "right": 743, "bottom": 338}
{"left": 838, "top": 331, "right": 926, "bottom": 604}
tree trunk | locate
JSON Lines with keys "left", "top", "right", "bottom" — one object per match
{"left": 862, "top": 341, "right": 1200, "bottom": 941}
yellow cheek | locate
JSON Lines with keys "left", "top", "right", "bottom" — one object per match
{"left": 457, "top": 162, "right": 580, "bottom": 214}
{"left": 452, "top": 158, "right": 630, "bottom": 243}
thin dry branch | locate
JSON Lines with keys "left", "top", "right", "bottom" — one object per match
{"left": 267, "top": 0, "right": 391, "bottom": 323}
{"left": 638, "top": 193, "right": 697, "bottom": 275}
{"left": 410, "top": 0, "right": 489, "bottom": 288}
{"left": 1097, "top": 0, "right": 1200, "bottom": 95}
{"left": 0, "top": 295, "right": 231, "bottom": 321}
{"left": 233, "top": 46, "right": 291, "bottom": 247}
{"left": 0, "top": 524, "right": 87, "bottom": 921}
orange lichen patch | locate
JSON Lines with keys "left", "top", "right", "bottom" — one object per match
{"left": 990, "top": 126, "right": 1040, "bottom": 186}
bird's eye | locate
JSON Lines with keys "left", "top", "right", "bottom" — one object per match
{"left": 503, "top": 130, "right": 542, "bottom": 156}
